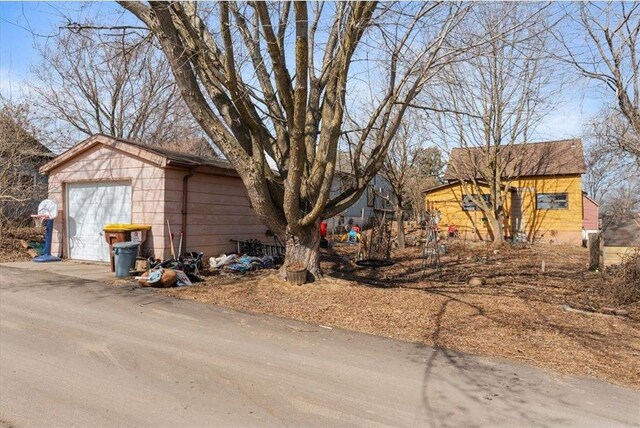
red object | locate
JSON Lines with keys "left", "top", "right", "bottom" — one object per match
{"left": 447, "top": 225, "right": 458, "bottom": 237}
{"left": 352, "top": 225, "right": 361, "bottom": 233}
{"left": 320, "top": 222, "right": 328, "bottom": 238}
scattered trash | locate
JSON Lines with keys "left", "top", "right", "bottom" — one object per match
{"left": 137, "top": 267, "right": 177, "bottom": 288}
{"left": 210, "top": 252, "right": 277, "bottom": 273}
{"left": 136, "top": 252, "right": 204, "bottom": 287}
{"left": 210, "top": 253, "right": 238, "bottom": 269}
{"left": 175, "top": 270, "right": 192, "bottom": 287}
{"left": 20, "top": 239, "right": 44, "bottom": 256}
{"left": 227, "top": 255, "right": 275, "bottom": 272}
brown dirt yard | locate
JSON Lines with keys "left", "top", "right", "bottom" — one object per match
{"left": 159, "top": 241, "right": 640, "bottom": 389}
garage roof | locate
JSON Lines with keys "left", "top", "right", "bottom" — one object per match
{"left": 40, "top": 134, "right": 235, "bottom": 174}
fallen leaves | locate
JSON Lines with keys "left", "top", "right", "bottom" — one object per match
{"left": 158, "top": 242, "right": 640, "bottom": 388}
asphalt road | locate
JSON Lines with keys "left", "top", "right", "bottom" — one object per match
{"left": 1, "top": 266, "right": 638, "bottom": 428}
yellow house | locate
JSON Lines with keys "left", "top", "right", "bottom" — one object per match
{"left": 423, "top": 139, "right": 596, "bottom": 245}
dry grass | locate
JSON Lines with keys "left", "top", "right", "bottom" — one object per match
{"left": 160, "top": 241, "right": 640, "bottom": 389}
{"left": 581, "top": 250, "right": 640, "bottom": 309}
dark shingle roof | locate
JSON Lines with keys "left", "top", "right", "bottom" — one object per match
{"left": 444, "top": 139, "right": 586, "bottom": 181}
{"left": 94, "top": 134, "right": 232, "bottom": 170}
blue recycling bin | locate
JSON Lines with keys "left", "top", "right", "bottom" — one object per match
{"left": 112, "top": 241, "right": 140, "bottom": 278}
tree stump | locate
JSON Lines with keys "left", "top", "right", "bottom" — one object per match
{"left": 588, "top": 233, "right": 602, "bottom": 271}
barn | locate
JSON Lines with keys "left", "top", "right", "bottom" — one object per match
{"left": 40, "top": 134, "right": 268, "bottom": 262}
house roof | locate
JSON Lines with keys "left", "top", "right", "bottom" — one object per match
{"left": 18, "top": 137, "right": 56, "bottom": 159}
{"left": 0, "top": 127, "right": 55, "bottom": 159}
{"left": 423, "top": 179, "right": 517, "bottom": 194}
{"left": 582, "top": 192, "right": 600, "bottom": 207}
{"left": 603, "top": 213, "right": 640, "bottom": 247}
{"left": 443, "top": 139, "right": 586, "bottom": 181}
{"left": 40, "top": 134, "right": 235, "bottom": 174}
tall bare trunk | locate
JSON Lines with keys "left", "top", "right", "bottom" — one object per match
{"left": 284, "top": 223, "right": 321, "bottom": 281}
{"left": 395, "top": 205, "right": 406, "bottom": 249}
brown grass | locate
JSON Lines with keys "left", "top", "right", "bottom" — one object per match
{"left": 159, "top": 241, "right": 640, "bottom": 389}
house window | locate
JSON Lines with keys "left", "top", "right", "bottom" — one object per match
{"left": 537, "top": 193, "right": 568, "bottom": 210}
{"left": 462, "top": 194, "right": 491, "bottom": 211}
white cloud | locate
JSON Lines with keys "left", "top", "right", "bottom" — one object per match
{"left": 0, "top": 68, "right": 29, "bottom": 100}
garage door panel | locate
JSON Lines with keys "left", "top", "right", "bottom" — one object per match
{"left": 67, "top": 182, "right": 132, "bottom": 261}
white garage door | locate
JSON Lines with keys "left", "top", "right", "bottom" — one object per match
{"left": 66, "top": 181, "right": 132, "bottom": 261}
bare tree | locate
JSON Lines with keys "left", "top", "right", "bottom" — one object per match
{"left": 584, "top": 108, "right": 639, "bottom": 202}
{"left": 429, "top": 3, "right": 559, "bottom": 246}
{"left": 30, "top": 25, "right": 207, "bottom": 152}
{"left": 406, "top": 147, "right": 443, "bottom": 221}
{"left": 561, "top": 2, "right": 640, "bottom": 159}
{"left": 114, "top": 1, "right": 481, "bottom": 278}
{"left": 380, "top": 116, "right": 442, "bottom": 248}
{"left": 600, "top": 184, "right": 640, "bottom": 231}
{"left": 0, "top": 99, "right": 54, "bottom": 225}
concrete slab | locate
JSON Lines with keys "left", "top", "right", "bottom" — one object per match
{"left": 0, "top": 260, "right": 114, "bottom": 282}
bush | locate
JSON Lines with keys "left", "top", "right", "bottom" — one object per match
{"left": 605, "top": 250, "right": 640, "bottom": 306}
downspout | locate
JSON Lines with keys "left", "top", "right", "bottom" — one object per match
{"left": 181, "top": 169, "right": 195, "bottom": 256}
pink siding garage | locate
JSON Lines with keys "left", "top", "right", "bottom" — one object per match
{"left": 40, "top": 134, "right": 268, "bottom": 261}
{"left": 582, "top": 193, "right": 599, "bottom": 240}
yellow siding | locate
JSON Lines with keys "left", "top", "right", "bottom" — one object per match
{"left": 424, "top": 183, "right": 499, "bottom": 240}
{"left": 424, "top": 175, "right": 584, "bottom": 244}
{"left": 604, "top": 246, "right": 637, "bottom": 267}
{"left": 511, "top": 175, "right": 583, "bottom": 243}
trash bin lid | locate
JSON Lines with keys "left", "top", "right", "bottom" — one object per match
{"left": 113, "top": 241, "right": 141, "bottom": 249}
{"left": 104, "top": 224, "right": 152, "bottom": 232}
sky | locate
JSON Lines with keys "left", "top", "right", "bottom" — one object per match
{"left": 0, "top": 1, "right": 606, "bottom": 143}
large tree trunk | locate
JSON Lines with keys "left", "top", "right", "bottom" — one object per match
{"left": 284, "top": 222, "right": 322, "bottom": 281}
{"left": 395, "top": 205, "right": 406, "bottom": 249}
{"left": 486, "top": 212, "right": 506, "bottom": 247}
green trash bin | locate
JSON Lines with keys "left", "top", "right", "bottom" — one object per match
{"left": 113, "top": 241, "right": 140, "bottom": 278}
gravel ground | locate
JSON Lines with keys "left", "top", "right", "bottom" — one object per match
{"left": 159, "top": 241, "right": 640, "bottom": 389}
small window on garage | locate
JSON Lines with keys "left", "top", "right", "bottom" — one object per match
{"left": 537, "top": 193, "right": 568, "bottom": 210}
{"left": 462, "top": 194, "right": 491, "bottom": 211}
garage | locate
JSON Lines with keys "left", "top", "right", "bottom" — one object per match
{"left": 66, "top": 181, "right": 132, "bottom": 261}
{"left": 40, "top": 134, "right": 267, "bottom": 261}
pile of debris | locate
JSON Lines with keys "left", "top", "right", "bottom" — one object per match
{"left": 570, "top": 249, "right": 640, "bottom": 317}
{"left": 134, "top": 237, "right": 284, "bottom": 287}
{"left": 0, "top": 226, "right": 44, "bottom": 262}
{"left": 209, "top": 253, "right": 277, "bottom": 273}
{"left": 136, "top": 252, "right": 204, "bottom": 288}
